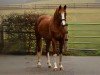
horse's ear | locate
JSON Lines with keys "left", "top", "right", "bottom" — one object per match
{"left": 59, "top": 5, "right": 61, "bottom": 10}
{"left": 64, "top": 5, "right": 67, "bottom": 10}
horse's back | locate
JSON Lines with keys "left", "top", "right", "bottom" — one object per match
{"left": 37, "top": 15, "right": 51, "bottom": 24}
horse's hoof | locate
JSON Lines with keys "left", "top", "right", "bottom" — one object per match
{"left": 37, "top": 62, "right": 41, "bottom": 68}
{"left": 59, "top": 64, "right": 64, "bottom": 70}
{"left": 47, "top": 63, "right": 52, "bottom": 68}
{"left": 59, "top": 67, "right": 64, "bottom": 70}
{"left": 53, "top": 67, "right": 58, "bottom": 71}
{"left": 48, "top": 65, "right": 52, "bottom": 68}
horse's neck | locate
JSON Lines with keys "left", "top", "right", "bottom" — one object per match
{"left": 53, "top": 17, "right": 60, "bottom": 26}
{"left": 50, "top": 18, "right": 62, "bottom": 31}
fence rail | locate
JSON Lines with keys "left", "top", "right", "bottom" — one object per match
{"left": 1, "top": 23, "right": 100, "bottom": 51}
{"left": 0, "top": 3, "right": 100, "bottom": 9}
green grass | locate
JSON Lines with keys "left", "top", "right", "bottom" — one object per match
{"left": 0, "top": 8, "right": 100, "bottom": 23}
{"left": 26, "top": 0, "right": 98, "bottom": 4}
{"left": 36, "top": 8, "right": 100, "bottom": 23}
{"left": 67, "top": 23, "right": 100, "bottom": 56}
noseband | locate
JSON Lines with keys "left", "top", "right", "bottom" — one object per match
{"left": 62, "top": 19, "right": 66, "bottom": 21}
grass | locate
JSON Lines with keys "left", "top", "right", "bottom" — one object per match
{"left": 67, "top": 23, "right": 100, "bottom": 56}
{"left": 25, "top": 0, "right": 98, "bottom": 5}
{"left": 0, "top": 8, "right": 100, "bottom": 23}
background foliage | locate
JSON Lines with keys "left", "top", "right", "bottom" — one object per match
{"left": 1, "top": 13, "right": 41, "bottom": 54}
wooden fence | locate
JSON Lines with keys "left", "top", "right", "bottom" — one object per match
{"left": 0, "top": 23, "right": 100, "bottom": 53}
{"left": 68, "top": 23, "right": 100, "bottom": 51}
{"left": 0, "top": 3, "right": 100, "bottom": 9}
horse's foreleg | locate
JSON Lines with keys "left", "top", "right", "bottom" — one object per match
{"left": 47, "top": 52, "right": 52, "bottom": 68}
{"left": 36, "top": 37, "right": 42, "bottom": 67}
{"left": 46, "top": 41, "right": 52, "bottom": 68}
{"left": 59, "top": 40, "right": 64, "bottom": 70}
{"left": 37, "top": 52, "right": 41, "bottom": 67}
{"left": 52, "top": 39, "right": 58, "bottom": 70}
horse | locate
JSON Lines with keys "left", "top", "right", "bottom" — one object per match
{"left": 35, "top": 5, "right": 67, "bottom": 70}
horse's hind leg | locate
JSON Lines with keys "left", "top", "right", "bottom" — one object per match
{"left": 36, "top": 36, "right": 42, "bottom": 67}
{"left": 45, "top": 40, "right": 52, "bottom": 68}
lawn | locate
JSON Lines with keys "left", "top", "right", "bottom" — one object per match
{"left": 68, "top": 24, "right": 100, "bottom": 48}
{"left": 0, "top": 8, "right": 100, "bottom": 23}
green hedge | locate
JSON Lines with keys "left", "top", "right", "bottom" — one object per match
{"left": 1, "top": 13, "right": 41, "bottom": 54}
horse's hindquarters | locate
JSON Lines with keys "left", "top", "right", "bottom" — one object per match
{"left": 37, "top": 16, "right": 51, "bottom": 39}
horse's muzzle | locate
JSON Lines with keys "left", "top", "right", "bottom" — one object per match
{"left": 61, "top": 20, "right": 66, "bottom": 26}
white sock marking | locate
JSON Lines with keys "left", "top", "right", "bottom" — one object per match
{"left": 37, "top": 61, "right": 41, "bottom": 66}
{"left": 37, "top": 52, "right": 41, "bottom": 66}
{"left": 47, "top": 52, "right": 51, "bottom": 66}
{"left": 53, "top": 54, "right": 58, "bottom": 69}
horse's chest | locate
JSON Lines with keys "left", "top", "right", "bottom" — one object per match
{"left": 50, "top": 24, "right": 66, "bottom": 40}
{"left": 52, "top": 30, "right": 65, "bottom": 40}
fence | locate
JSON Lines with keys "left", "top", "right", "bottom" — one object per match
{"left": 31, "top": 3, "right": 100, "bottom": 9}
{"left": 0, "top": 22, "right": 100, "bottom": 54}
{"left": 0, "top": 3, "right": 100, "bottom": 9}
{"left": 68, "top": 23, "right": 100, "bottom": 52}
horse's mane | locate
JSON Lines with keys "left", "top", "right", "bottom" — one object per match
{"left": 53, "top": 8, "right": 61, "bottom": 24}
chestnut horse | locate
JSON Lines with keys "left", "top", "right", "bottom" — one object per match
{"left": 35, "top": 5, "right": 67, "bottom": 70}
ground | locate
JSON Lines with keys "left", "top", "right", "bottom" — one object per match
{"left": 0, "top": 55, "right": 100, "bottom": 75}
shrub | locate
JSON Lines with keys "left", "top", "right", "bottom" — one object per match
{"left": 1, "top": 13, "right": 41, "bottom": 54}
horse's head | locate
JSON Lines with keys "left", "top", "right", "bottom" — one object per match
{"left": 54, "top": 5, "right": 67, "bottom": 26}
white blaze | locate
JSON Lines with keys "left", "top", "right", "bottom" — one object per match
{"left": 62, "top": 20, "right": 66, "bottom": 25}
{"left": 61, "top": 13, "right": 66, "bottom": 26}
{"left": 61, "top": 13, "right": 65, "bottom": 19}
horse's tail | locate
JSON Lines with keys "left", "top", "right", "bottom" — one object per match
{"left": 34, "top": 15, "right": 46, "bottom": 33}
{"left": 34, "top": 14, "right": 41, "bottom": 34}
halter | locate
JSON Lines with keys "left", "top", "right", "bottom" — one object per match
{"left": 62, "top": 19, "right": 66, "bottom": 21}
